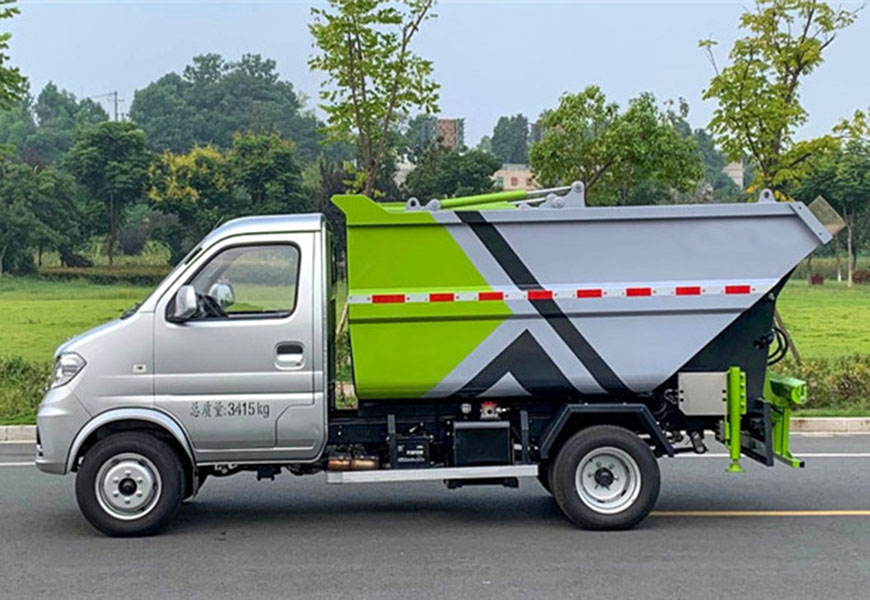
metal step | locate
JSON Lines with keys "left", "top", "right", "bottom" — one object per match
{"left": 325, "top": 464, "right": 538, "bottom": 484}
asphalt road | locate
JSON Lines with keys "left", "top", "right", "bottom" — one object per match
{"left": 2, "top": 435, "right": 870, "bottom": 600}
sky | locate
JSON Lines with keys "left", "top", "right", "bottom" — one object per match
{"left": 7, "top": 0, "right": 870, "bottom": 146}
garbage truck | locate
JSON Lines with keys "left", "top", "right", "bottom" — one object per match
{"left": 35, "top": 182, "right": 842, "bottom": 536}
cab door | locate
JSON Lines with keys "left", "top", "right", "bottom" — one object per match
{"left": 154, "top": 233, "right": 318, "bottom": 460}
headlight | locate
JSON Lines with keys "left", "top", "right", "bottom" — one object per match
{"left": 51, "top": 353, "right": 86, "bottom": 388}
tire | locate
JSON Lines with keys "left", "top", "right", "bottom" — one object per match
{"left": 537, "top": 462, "right": 553, "bottom": 494}
{"left": 75, "top": 432, "right": 185, "bottom": 537}
{"left": 551, "top": 425, "right": 660, "bottom": 530}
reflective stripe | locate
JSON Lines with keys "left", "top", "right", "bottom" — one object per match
{"left": 371, "top": 294, "right": 406, "bottom": 304}
{"left": 348, "top": 281, "right": 762, "bottom": 304}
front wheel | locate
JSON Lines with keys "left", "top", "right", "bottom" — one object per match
{"left": 75, "top": 432, "right": 185, "bottom": 536}
{"left": 551, "top": 425, "right": 660, "bottom": 530}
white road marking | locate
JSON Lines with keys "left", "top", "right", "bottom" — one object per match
{"left": 678, "top": 453, "right": 870, "bottom": 458}
{"left": 0, "top": 462, "right": 35, "bottom": 467}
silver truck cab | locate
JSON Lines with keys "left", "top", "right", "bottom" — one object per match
{"left": 36, "top": 214, "right": 332, "bottom": 534}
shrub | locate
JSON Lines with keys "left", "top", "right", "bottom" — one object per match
{"left": 773, "top": 355, "right": 870, "bottom": 411}
{"left": 39, "top": 265, "right": 170, "bottom": 286}
{"left": 0, "top": 357, "right": 51, "bottom": 425}
{"left": 853, "top": 270, "right": 870, "bottom": 285}
{"left": 118, "top": 223, "right": 149, "bottom": 256}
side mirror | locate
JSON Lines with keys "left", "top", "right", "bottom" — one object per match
{"left": 171, "top": 285, "right": 198, "bottom": 322}
{"left": 209, "top": 282, "right": 235, "bottom": 308}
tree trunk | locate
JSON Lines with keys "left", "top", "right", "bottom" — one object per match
{"left": 0, "top": 245, "right": 6, "bottom": 278}
{"left": 806, "top": 254, "right": 813, "bottom": 284}
{"left": 108, "top": 191, "right": 115, "bottom": 267}
{"left": 836, "top": 247, "right": 842, "bottom": 282}
{"left": 364, "top": 164, "right": 375, "bottom": 198}
{"left": 847, "top": 214, "right": 854, "bottom": 288}
{"left": 37, "top": 245, "right": 43, "bottom": 268}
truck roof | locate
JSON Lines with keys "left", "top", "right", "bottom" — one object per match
{"left": 203, "top": 213, "right": 325, "bottom": 246}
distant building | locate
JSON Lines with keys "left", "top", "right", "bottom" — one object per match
{"left": 723, "top": 161, "right": 744, "bottom": 188}
{"left": 436, "top": 118, "right": 464, "bottom": 150}
{"left": 494, "top": 163, "right": 539, "bottom": 191}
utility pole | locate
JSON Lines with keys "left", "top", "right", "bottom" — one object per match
{"left": 89, "top": 91, "right": 125, "bottom": 121}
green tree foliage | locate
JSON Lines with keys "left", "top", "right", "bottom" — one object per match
{"left": 0, "top": 83, "right": 109, "bottom": 166}
{"left": 130, "top": 54, "right": 322, "bottom": 163}
{"left": 309, "top": 0, "right": 439, "bottom": 198}
{"left": 529, "top": 86, "right": 702, "bottom": 205}
{"left": 0, "top": 159, "right": 81, "bottom": 275}
{"left": 228, "top": 131, "right": 310, "bottom": 215}
{"left": 798, "top": 120, "right": 870, "bottom": 286}
{"left": 476, "top": 135, "right": 493, "bottom": 155}
{"left": 148, "top": 145, "right": 231, "bottom": 261}
{"left": 0, "top": 0, "right": 26, "bottom": 111}
{"left": 700, "top": 0, "right": 859, "bottom": 194}
{"left": 491, "top": 114, "right": 529, "bottom": 164}
{"left": 65, "top": 122, "right": 152, "bottom": 266}
{"left": 148, "top": 133, "right": 310, "bottom": 262}
{"left": 403, "top": 144, "right": 501, "bottom": 200}
{"left": 402, "top": 113, "right": 438, "bottom": 160}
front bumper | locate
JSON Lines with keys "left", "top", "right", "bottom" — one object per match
{"left": 35, "top": 386, "right": 90, "bottom": 475}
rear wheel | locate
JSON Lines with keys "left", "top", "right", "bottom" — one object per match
{"left": 75, "top": 432, "right": 185, "bottom": 537}
{"left": 551, "top": 425, "right": 660, "bottom": 530}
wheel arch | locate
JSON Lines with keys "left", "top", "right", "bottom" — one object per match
{"left": 66, "top": 409, "right": 196, "bottom": 494}
{"left": 539, "top": 404, "right": 674, "bottom": 461}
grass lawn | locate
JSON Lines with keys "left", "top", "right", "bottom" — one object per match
{"left": 776, "top": 281, "right": 870, "bottom": 358}
{"left": 0, "top": 278, "right": 153, "bottom": 362}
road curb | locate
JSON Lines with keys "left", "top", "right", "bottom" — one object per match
{"left": 1, "top": 425, "right": 37, "bottom": 442}
{"left": 791, "top": 417, "right": 870, "bottom": 433}
{"left": 3, "top": 418, "right": 870, "bottom": 443}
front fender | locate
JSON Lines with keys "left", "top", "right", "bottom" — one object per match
{"left": 65, "top": 408, "right": 196, "bottom": 474}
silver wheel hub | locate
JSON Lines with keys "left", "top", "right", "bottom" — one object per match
{"left": 575, "top": 446, "right": 642, "bottom": 515}
{"left": 95, "top": 453, "right": 162, "bottom": 521}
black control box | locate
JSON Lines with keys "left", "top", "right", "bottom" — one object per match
{"left": 453, "top": 421, "right": 511, "bottom": 466}
{"left": 394, "top": 435, "right": 430, "bottom": 469}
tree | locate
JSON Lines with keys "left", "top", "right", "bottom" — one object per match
{"left": 149, "top": 133, "right": 310, "bottom": 262}
{"left": 148, "top": 145, "right": 231, "bottom": 261}
{"left": 0, "top": 0, "right": 26, "bottom": 111}
{"left": 700, "top": 0, "right": 859, "bottom": 194}
{"left": 798, "top": 138, "right": 870, "bottom": 286}
{"left": 130, "top": 54, "right": 322, "bottom": 163}
{"left": 309, "top": 0, "right": 439, "bottom": 198}
{"left": 476, "top": 135, "right": 493, "bottom": 155}
{"left": 0, "top": 82, "right": 109, "bottom": 166}
{"left": 0, "top": 160, "right": 38, "bottom": 275}
{"left": 529, "top": 86, "right": 702, "bottom": 205}
{"left": 491, "top": 114, "right": 529, "bottom": 164}
{"left": 0, "top": 157, "right": 83, "bottom": 275}
{"left": 65, "top": 122, "right": 151, "bottom": 266}
{"left": 227, "top": 132, "right": 311, "bottom": 215}
{"left": 402, "top": 113, "right": 438, "bottom": 160}
{"left": 403, "top": 144, "right": 501, "bottom": 200}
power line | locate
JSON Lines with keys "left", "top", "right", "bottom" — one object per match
{"left": 88, "top": 91, "right": 125, "bottom": 121}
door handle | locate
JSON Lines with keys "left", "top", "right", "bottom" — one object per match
{"left": 275, "top": 342, "right": 305, "bottom": 369}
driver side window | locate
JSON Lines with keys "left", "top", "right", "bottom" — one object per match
{"left": 190, "top": 244, "right": 299, "bottom": 318}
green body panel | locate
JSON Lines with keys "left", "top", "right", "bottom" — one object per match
{"left": 332, "top": 194, "right": 512, "bottom": 399}
{"left": 764, "top": 372, "right": 807, "bottom": 469}
{"left": 725, "top": 367, "right": 748, "bottom": 473}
